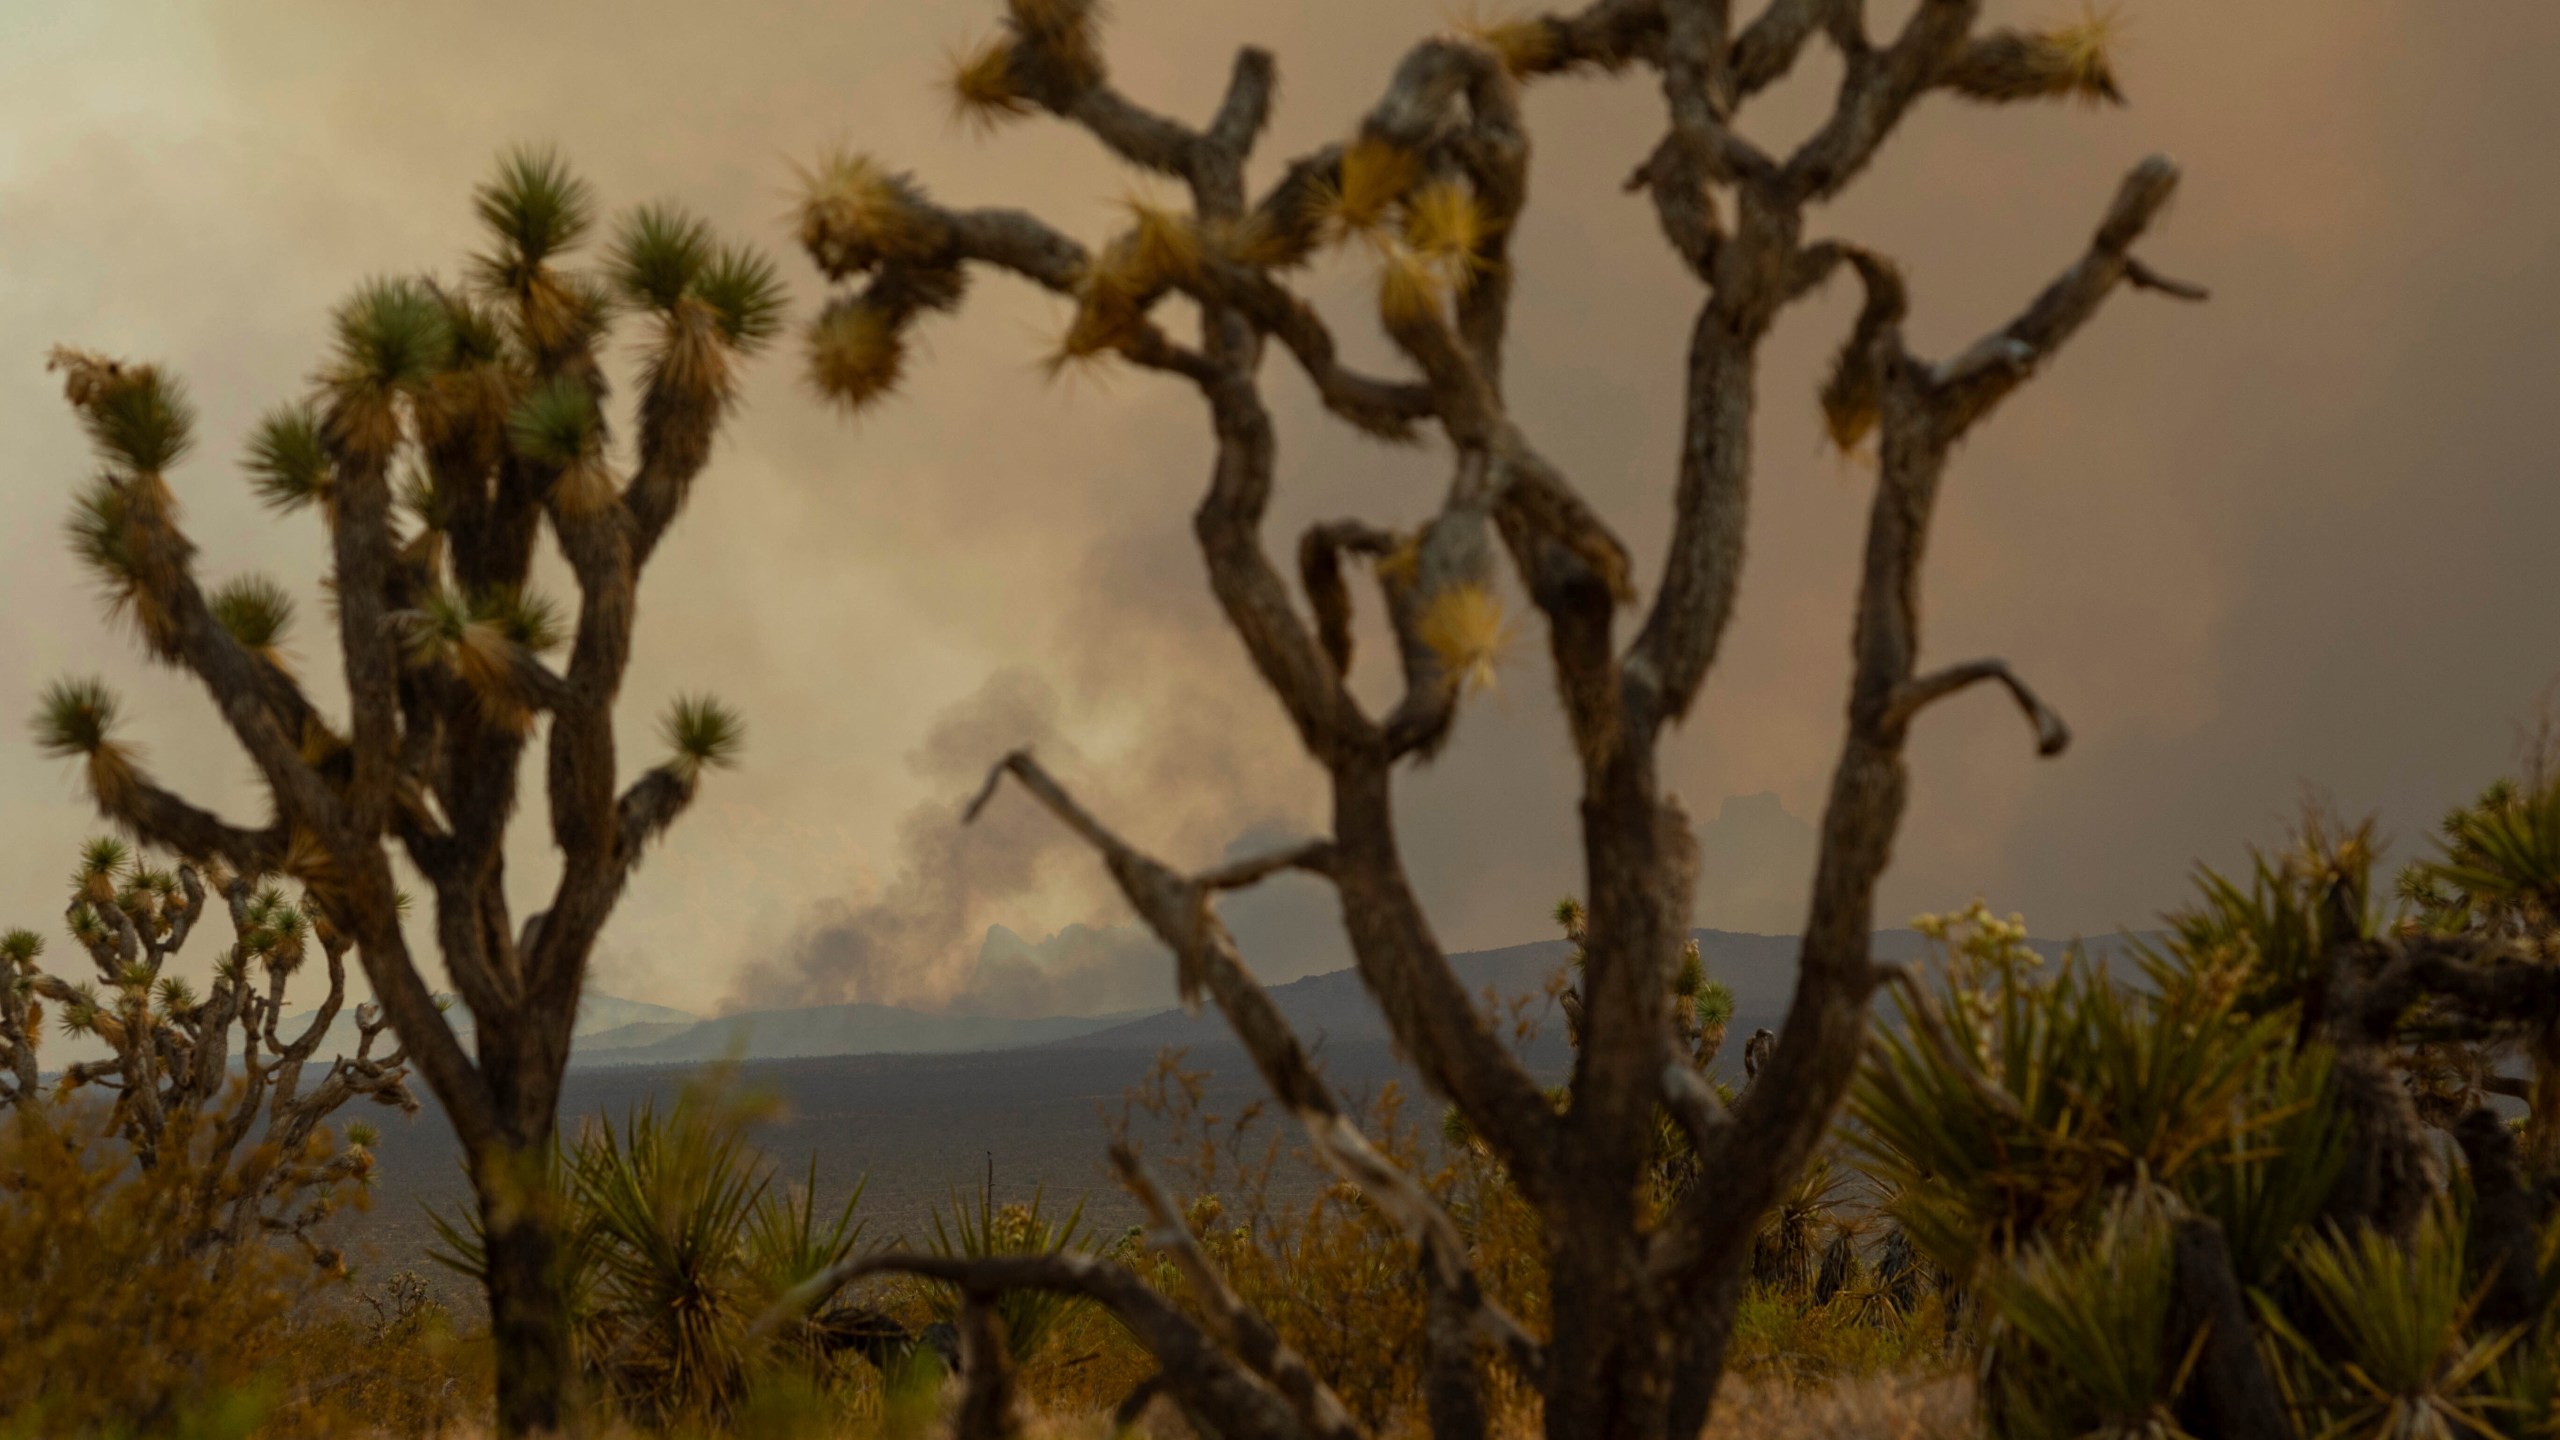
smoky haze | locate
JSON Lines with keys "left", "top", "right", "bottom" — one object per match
{"left": 0, "top": 2, "right": 2554, "bottom": 1019}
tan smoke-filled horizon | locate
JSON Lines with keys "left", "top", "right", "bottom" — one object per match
{"left": 1, "top": 2, "right": 2554, "bottom": 1019}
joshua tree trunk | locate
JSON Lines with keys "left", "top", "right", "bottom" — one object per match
{"left": 481, "top": 1164, "right": 576, "bottom": 1435}
{"left": 37, "top": 150, "right": 777, "bottom": 1434}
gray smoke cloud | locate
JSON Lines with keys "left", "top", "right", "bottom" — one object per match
{"left": 3, "top": 2, "right": 2557, "bottom": 1019}
{"left": 726, "top": 669, "right": 1094, "bottom": 1012}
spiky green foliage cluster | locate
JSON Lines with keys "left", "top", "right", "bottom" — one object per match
{"left": 332, "top": 277, "right": 457, "bottom": 394}
{"left": 473, "top": 146, "right": 596, "bottom": 289}
{"left": 1856, "top": 829, "right": 2560, "bottom": 1439}
{"left": 32, "top": 678, "right": 121, "bottom": 762}
{"left": 1853, "top": 900, "right": 2317, "bottom": 1285}
{"left": 234, "top": 886, "right": 312, "bottom": 973}
{"left": 208, "top": 575, "right": 297, "bottom": 662}
{"left": 506, "top": 375, "right": 601, "bottom": 468}
{"left": 431, "top": 1074, "right": 866, "bottom": 1420}
{"left": 2414, "top": 773, "right": 2560, "bottom": 926}
{"left": 927, "top": 1181, "right": 1090, "bottom": 1366}
{"left": 2263, "top": 1207, "right": 2522, "bottom": 1439}
{"left": 76, "top": 367, "right": 196, "bottom": 475}
{"left": 396, "top": 584, "right": 565, "bottom": 726}
{"left": 1982, "top": 1195, "right": 2189, "bottom": 1440}
{"left": 246, "top": 403, "right": 332, "bottom": 513}
{"left": 661, "top": 695, "right": 745, "bottom": 781}
{"left": 609, "top": 204, "right": 788, "bottom": 350}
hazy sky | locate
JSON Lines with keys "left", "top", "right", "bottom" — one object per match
{"left": 2, "top": 1, "right": 2554, "bottom": 1019}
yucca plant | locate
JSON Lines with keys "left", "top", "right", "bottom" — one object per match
{"left": 2268, "top": 1206, "right": 2521, "bottom": 1440}
{"left": 1751, "top": 1156, "right": 1850, "bottom": 1297}
{"left": 1983, "top": 1194, "right": 2197, "bottom": 1440}
{"left": 926, "top": 1181, "right": 1091, "bottom": 1367}
{"left": 571, "top": 1088, "right": 775, "bottom": 1419}
{"left": 1851, "top": 904, "right": 2303, "bottom": 1286}
{"left": 433, "top": 1074, "right": 868, "bottom": 1425}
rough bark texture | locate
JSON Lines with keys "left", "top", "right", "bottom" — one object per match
{"left": 42, "top": 162, "right": 771, "bottom": 1435}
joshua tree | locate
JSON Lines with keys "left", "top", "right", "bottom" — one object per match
{"left": 34, "top": 149, "right": 774, "bottom": 1432}
{"left": 782, "top": 1, "right": 2200, "bottom": 1434}
{"left": 0, "top": 836, "right": 414, "bottom": 1264}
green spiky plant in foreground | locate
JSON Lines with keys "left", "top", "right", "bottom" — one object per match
{"left": 36, "top": 147, "right": 776, "bottom": 1435}
{"left": 0, "top": 837, "right": 413, "bottom": 1266}
{"left": 431, "top": 1074, "right": 870, "bottom": 1424}
{"left": 1853, "top": 788, "right": 2560, "bottom": 1440}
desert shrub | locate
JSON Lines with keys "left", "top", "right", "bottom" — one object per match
{"left": 434, "top": 1071, "right": 869, "bottom": 1426}
{"left": 0, "top": 1102, "right": 321, "bottom": 1437}
{"left": 925, "top": 1182, "right": 1091, "bottom": 1368}
{"left": 1978, "top": 1195, "right": 2189, "bottom": 1440}
{"left": 2264, "top": 1204, "right": 2523, "bottom": 1440}
{"left": 1850, "top": 902, "right": 2321, "bottom": 1289}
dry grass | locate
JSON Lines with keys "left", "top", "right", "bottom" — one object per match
{"left": 0, "top": 1057, "right": 1971, "bottom": 1437}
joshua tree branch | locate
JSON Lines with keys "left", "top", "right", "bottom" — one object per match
{"left": 769, "top": 1253, "right": 1318, "bottom": 1440}
{"left": 969, "top": 752, "right": 1557, "bottom": 1339}
{"left": 1655, "top": 152, "right": 2188, "bottom": 1307}
{"left": 1934, "top": 157, "right": 2197, "bottom": 435}
{"left": 1112, "top": 1146, "right": 1367, "bottom": 1440}
{"left": 1884, "top": 659, "right": 2070, "bottom": 756}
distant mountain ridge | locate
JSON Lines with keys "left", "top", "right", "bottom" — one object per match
{"left": 1043, "top": 927, "right": 2148, "bottom": 1082}
{"left": 571, "top": 1003, "right": 1138, "bottom": 1067}
{"left": 168, "top": 926, "right": 2149, "bottom": 1074}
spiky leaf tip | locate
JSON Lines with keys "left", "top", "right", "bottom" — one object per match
{"left": 796, "top": 153, "right": 942, "bottom": 280}
{"left": 344, "top": 1120, "right": 380, "bottom": 1150}
{"left": 154, "top": 976, "right": 197, "bottom": 1015}
{"left": 246, "top": 403, "right": 332, "bottom": 513}
{"left": 395, "top": 587, "right": 473, "bottom": 669}
{"left": 333, "top": 277, "right": 456, "bottom": 392}
{"left": 473, "top": 145, "right": 595, "bottom": 270}
{"left": 805, "top": 301, "right": 907, "bottom": 412}
{"left": 661, "top": 693, "right": 744, "bottom": 779}
{"left": 439, "top": 290, "right": 510, "bottom": 368}
{"left": 1457, "top": 10, "right": 1560, "bottom": 77}
{"left": 2036, "top": 4, "right": 2124, "bottom": 104}
{"left": 34, "top": 679, "right": 123, "bottom": 760}
{"left": 1698, "top": 977, "right": 1737, "bottom": 1027}
{"left": 80, "top": 365, "right": 197, "bottom": 474}
{"left": 1124, "top": 196, "right": 1205, "bottom": 288}
{"left": 1317, "top": 136, "right": 1422, "bottom": 239}
{"left": 609, "top": 203, "right": 715, "bottom": 313}
{"left": 209, "top": 575, "right": 296, "bottom": 658}
{"left": 77, "top": 836, "right": 132, "bottom": 886}
{"left": 482, "top": 586, "right": 564, "bottom": 654}
{"left": 1377, "top": 240, "right": 1450, "bottom": 329}
{"left": 1, "top": 929, "right": 45, "bottom": 967}
{"left": 947, "top": 33, "right": 1032, "bottom": 132}
{"left": 1416, "top": 583, "right": 1515, "bottom": 693}
{"left": 64, "top": 475, "right": 137, "bottom": 592}
{"left": 1402, "top": 179, "right": 1491, "bottom": 278}
{"left": 695, "top": 244, "right": 789, "bottom": 351}
{"left": 506, "top": 375, "right": 601, "bottom": 467}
